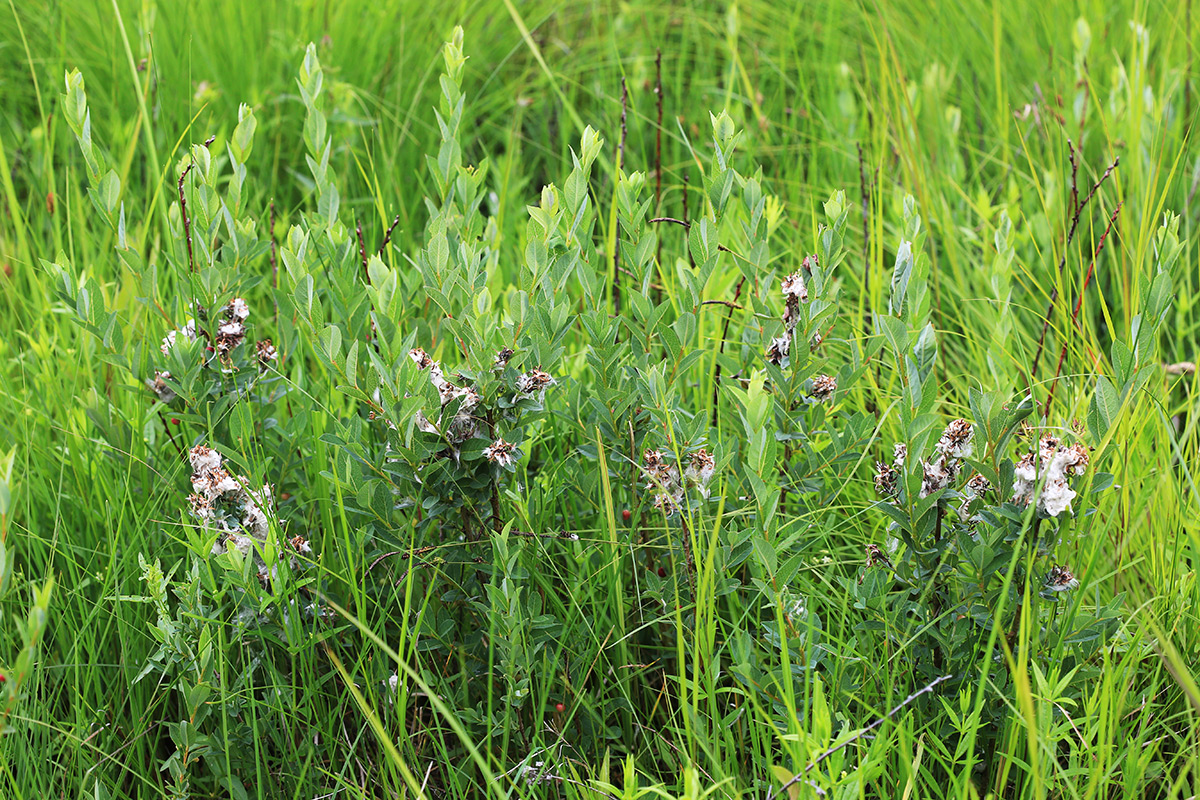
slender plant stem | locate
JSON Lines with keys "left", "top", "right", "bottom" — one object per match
{"left": 1045, "top": 202, "right": 1122, "bottom": 419}
{"left": 178, "top": 162, "right": 195, "bottom": 273}
{"left": 858, "top": 142, "right": 872, "bottom": 335}
{"left": 377, "top": 214, "right": 401, "bottom": 256}
{"left": 654, "top": 48, "right": 664, "bottom": 289}
{"left": 683, "top": 170, "right": 694, "bottom": 269}
{"left": 613, "top": 77, "right": 628, "bottom": 314}
{"left": 1030, "top": 153, "right": 1119, "bottom": 380}
{"left": 269, "top": 199, "right": 277, "bottom": 286}
{"left": 356, "top": 218, "right": 368, "bottom": 280}
{"left": 710, "top": 275, "right": 745, "bottom": 427}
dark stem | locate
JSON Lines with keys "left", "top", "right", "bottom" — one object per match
{"left": 1030, "top": 153, "right": 1119, "bottom": 380}
{"left": 654, "top": 49, "right": 664, "bottom": 287}
{"left": 1044, "top": 201, "right": 1122, "bottom": 419}
{"left": 699, "top": 299, "right": 743, "bottom": 310}
{"left": 356, "top": 218, "right": 369, "bottom": 281}
{"left": 269, "top": 199, "right": 277, "bottom": 287}
{"left": 649, "top": 217, "right": 743, "bottom": 259}
{"left": 510, "top": 529, "right": 581, "bottom": 541}
{"left": 156, "top": 410, "right": 184, "bottom": 458}
{"left": 711, "top": 276, "right": 746, "bottom": 427}
{"left": 178, "top": 162, "right": 196, "bottom": 273}
{"left": 1067, "top": 139, "right": 1080, "bottom": 218}
{"left": 490, "top": 484, "right": 503, "bottom": 536}
{"left": 460, "top": 504, "right": 475, "bottom": 544}
{"left": 778, "top": 441, "right": 790, "bottom": 518}
{"left": 683, "top": 171, "right": 694, "bottom": 269}
{"left": 858, "top": 142, "right": 872, "bottom": 336}
{"left": 377, "top": 214, "right": 401, "bottom": 256}
{"left": 487, "top": 409, "right": 503, "bottom": 535}
{"left": 613, "top": 77, "right": 628, "bottom": 314}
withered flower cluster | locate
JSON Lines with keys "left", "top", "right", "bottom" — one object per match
{"left": 187, "top": 445, "right": 272, "bottom": 555}
{"left": 1044, "top": 564, "right": 1080, "bottom": 592}
{"left": 187, "top": 444, "right": 308, "bottom": 581}
{"left": 874, "top": 420, "right": 975, "bottom": 501}
{"left": 766, "top": 254, "right": 819, "bottom": 368}
{"left": 151, "top": 298, "right": 277, "bottom": 403}
{"left": 409, "top": 347, "right": 482, "bottom": 444}
{"left": 642, "top": 448, "right": 717, "bottom": 516}
{"left": 483, "top": 438, "right": 517, "bottom": 468}
{"left": 1013, "top": 434, "right": 1090, "bottom": 517}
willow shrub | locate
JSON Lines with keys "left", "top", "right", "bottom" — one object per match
{"left": 46, "top": 25, "right": 1180, "bottom": 799}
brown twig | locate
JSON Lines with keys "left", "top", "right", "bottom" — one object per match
{"left": 683, "top": 171, "right": 694, "bottom": 269}
{"left": 858, "top": 142, "right": 872, "bottom": 336}
{"left": 614, "top": 77, "right": 628, "bottom": 314}
{"left": 377, "top": 214, "right": 401, "bottom": 256}
{"left": 768, "top": 674, "right": 953, "bottom": 800}
{"left": 356, "top": 218, "right": 369, "bottom": 281}
{"left": 618, "top": 265, "right": 659, "bottom": 288}
{"left": 1044, "top": 202, "right": 1122, "bottom": 419}
{"left": 1030, "top": 152, "right": 1119, "bottom": 380}
{"left": 1067, "top": 140, "right": 1080, "bottom": 218}
{"left": 649, "top": 217, "right": 740, "bottom": 257}
{"left": 487, "top": 409, "right": 503, "bottom": 535}
{"left": 178, "top": 163, "right": 196, "bottom": 273}
{"left": 156, "top": 409, "right": 185, "bottom": 459}
{"left": 511, "top": 529, "right": 582, "bottom": 541}
{"left": 647, "top": 213, "right": 750, "bottom": 425}
{"left": 700, "top": 299, "right": 744, "bottom": 310}
{"left": 711, "top": 276, "right": 746, "bottom": 427}
{"left": 1070, "top": 203, "right": 1122, "bottom": 323}
{"left": 654, "top": 49, "right": 664, "bottom": 286}
{"left": 269, "top": 199, "right": 277, "bottom": 287}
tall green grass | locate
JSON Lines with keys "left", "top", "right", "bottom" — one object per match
{"left": 1, "top": 0, "right": 1199, "bottom": 798}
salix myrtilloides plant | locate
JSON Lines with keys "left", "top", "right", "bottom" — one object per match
{"left": 52, "top": 69, "right": 299, "bottom": 570}
{"left": 852, "top": 197, "right": 1182, "bottom": 756}
{"left": 278, "top": 31, "right": 585, "bottom": 551}
{"left": 50, "top": 57, "right": 323, "bottom": 797}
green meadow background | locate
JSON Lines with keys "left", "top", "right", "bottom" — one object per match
{"left": 2, "top": 0, "right": 1199, "bottom": 797}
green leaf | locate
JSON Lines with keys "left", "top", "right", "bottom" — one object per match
{"left": 294, "top": 275, "right": 315, "bottom": 317}
{"left": 1088, "top": 376, "right": 1121, "bottom": 442}
{"left": 231, "top": 402, "right": 253, "bottom": 448}
{"left": 319, "top": 325, "right": 343, "bottom": 365}
{"left": 98, "top": 169, "right": 120, "bottom": 215}
{"left": 912, "top": 323, "right": 938, "bottom": 383}
{"left": 889, "top": 240, "right": 913, "bottom": 316}
{"left": 877, "top": 314, "right": 909, "bottom": 357}
{"left": 231, "top": 104, "right": 257, "bottom": 163}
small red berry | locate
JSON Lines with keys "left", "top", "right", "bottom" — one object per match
{"left": 170, "top": 418, "right": 180, "bottom": 425}
{"left": 554, "top": 702, "right": 565, "bottom": 713}
{"left": 206, "top": 346, "right": 215, "bottom": 352}
{"left": 657, "top": 567, "right": 667, "bottom": 578}
{"left": 621, "top": 509, "right": 631, "bottom": 522}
